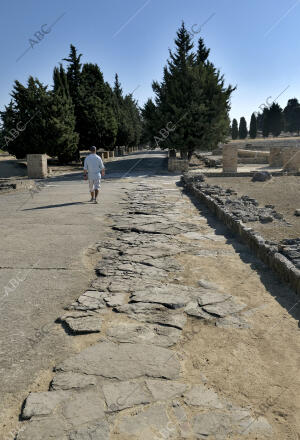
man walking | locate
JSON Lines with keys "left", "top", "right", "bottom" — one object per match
{"left": 83, "top": 146, "right": 105, "bottom": 203}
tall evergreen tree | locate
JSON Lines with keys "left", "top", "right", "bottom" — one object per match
{"left": 147, "top": 22, "right": 235, "bottom": 158}
{"left": 231, "top": 118, "right": 238, "bottom": 139}
{"left": 238, "top": 117, "right": 247, "bottom": 139}
{"left": 262, "top": 107, "right": 270, "bottom": 137}
{"left": 78, "top": 63, "right": 117, "bottom": 148}
{"left": 47, "top": 65, "right": 79, "bottom": 163}
{"left": 268, "top": 103, "right": 282, "bottom": 137}
{"left": 249, "top": 113, "right": 257, "bottom": 138}
{"left": 283, "top": 98, "right": 300, "bottom": 134}
{"left": 256, "top": 112, "right": 263, "bottom": 132}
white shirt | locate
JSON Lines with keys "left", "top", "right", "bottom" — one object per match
{"left": 84, "top": 154, "right": 105, "bottom": 180}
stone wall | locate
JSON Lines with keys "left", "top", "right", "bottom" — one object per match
{"left": 168, "top": 158, "right": 189, "bottom": 172}
{"left": 269, "top": 147, "right": 283, "bottom": 167}
{"left": 282, "top": 147, "right": 300, "bottom": 172}
{"left": 182, "top": 173, "right": 300, "bottom": 296}
{"left": 27, "top": 154, "right": 48, "bottom": 179}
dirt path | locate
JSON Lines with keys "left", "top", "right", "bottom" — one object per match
{"left": 13, "top": 176, "right": 300, "bottom": 440}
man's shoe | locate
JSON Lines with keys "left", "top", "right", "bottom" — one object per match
{"left": 94, "top": 199, "right": 98, "bottom": 204}
{"left": 89, "top": 198, "right": 94, "bottom": 202}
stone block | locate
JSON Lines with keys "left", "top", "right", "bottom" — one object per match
{"left": 27, "top": 154, "right": 47, "bottom": 179}
{"left": 223, "top": 145, "right": 238, "bottom": 173}
{"left": 168, "top": 158, "right": 189, "bottom": 172}
{"left": 282, "top": 147, "right": 300, "bottom": 172}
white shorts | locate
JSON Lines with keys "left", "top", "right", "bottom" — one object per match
{"left": 89, "top": 178, "right": 101, "bottom": 192}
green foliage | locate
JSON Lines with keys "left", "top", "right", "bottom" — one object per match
{"left": 268, "top": 103, "right": 282, "bottom": 137}
{"left": 249, "top": 113, "right": 257, "bottom": 139}
{"left": 238, "top": 117, "right": 247, "bottom": 139}
{"left": 142, "top": 23, "right": 235, "bottom": 157}
{"left": 283, "top": 98, "right": 300, "bottom": 134}
{"left": 231, "top": 118, "right": 238, "bottom": 139}
{"left": 262, "top": 107, "right": 270, "bottom": 137}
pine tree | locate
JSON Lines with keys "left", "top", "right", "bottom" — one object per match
{"left": 268, "top": 103, "right": 282, "bottom": 137}
{"left": 231, "top": 118, "right": 238, "bottom": 139}
{"left": 283, "top": 98, "right": 300, "bottom": 134}
{"left": 249, "top": 113, "right": 257, "bottom": 138}
{"left": 47, "top": 65, "right": 79, "bottom": 163}
{"left": 146, "top": 23, "right": 235, "bottom": 159}
{"left": 78, "top": 63, "right": 117, "bottom": 148}
{"left": 238, "top": 117, "right": 247, "bottom": 139}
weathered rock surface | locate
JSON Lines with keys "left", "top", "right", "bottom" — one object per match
{"left": 115, "top": 303, "right": 187, "bottom": 329}
{"left": 203, "top": 299, "right": 247, "bottom": 317}
{"left": 56, "top": 341, "right": 181, "bottom": 380}
{"left": 50, "top": 372, "right": 98, "bottom": 391}
{"left": 106, "top": 322, "right": 181, "bottom": 347}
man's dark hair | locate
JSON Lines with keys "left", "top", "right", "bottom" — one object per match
{"left": 90, "top": 146, "right": 96, "bottom": 152}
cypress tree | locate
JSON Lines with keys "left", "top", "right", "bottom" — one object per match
{"left": 238, "top": 117, "right": 247, "bottom": 139}
{"left": 262, "top": 107, "right": 270, "bottom": 137}
{"left": 47, "top": 65, "right": 79, "bottom": 163}
{"left": 231, "top": 118, "right": 238, "bottom": 139}
{"left": 268, "top": 103, "right": 282, "bottom": 137}
{"left": 249, "top": 113, "right": 257, "bottom": 138}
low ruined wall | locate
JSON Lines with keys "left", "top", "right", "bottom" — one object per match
{"left": 182, "top": 174, "right": 300, "bottom": 296}
{"left": 168, "top": 158, "right": 189, "bottom": 172}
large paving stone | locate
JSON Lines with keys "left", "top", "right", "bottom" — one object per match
{"left": 50, "top": 372, "right": 98, "bottom": 391}
{"left": 68, "top": 420, "right": 110, "bottom": 440}
{"left": 103, "top": 291, "right": 127, "bottom": 307}
{"left": 197, "top": 291, "right": 232, "bottom": 306}
{"left": 184, "top": 384, "right": 224, "bottom": 409}
{"left": 63, "top": 315, "right": 102, "bottom": 334}
{"left": 203, "top": 299, "right": 247, "bottom": 317}
{"left": 192, "top": 412, "right": 232, "bottom": 440}
{"left": 115, "top": 303, "right": 187, "bottom": 329}
{"left": 67, "top": 291, "right": 107, "bottom": 311}
{"left": 56, "top": 341, "right": 181, "bottom": 380}
{"left": 16, "top": 416, "right": 68, "bottom": 440}
{"left": 115, "top": 404, "right": 171, "bottom": 439}
{"left": 61, "top": 391, "right": 106, "bottom": 428}
{"left": 130, "top": 287, "right": 188, "bottom": 309}
{"left": 106, "top": 322, "right": 181, "bottom": 347}
{"left": 145, "top": 379, "right": 187, "bottom": 401}
{"left": 185, "top": 302, "right": 214, "bottom": 320}
{"left": 22, "top": 391, "right": 71, "bottom": 419}
{"left": 103, "top": 380, "right": 152, "bottom": 411}
{"left": 216, "top": 315, "right": 251, "bottom": 329}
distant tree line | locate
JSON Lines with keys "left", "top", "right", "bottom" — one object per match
{"left": 141, "top": 23, "right": 235, "bottom": 159}
{"left": 231, "top": 98, "right": 300, "bottom": 139}
{"left": 0, "top": 45, "right": 142, "bottom": 162}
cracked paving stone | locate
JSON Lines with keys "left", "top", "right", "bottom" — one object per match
{"left": 50, "top": 372, "right": 97, "bottom": 391}
{"left": 103, "top": 291, "right": 127, "bottom": 307}
{"left": 203, "top": 299, "right": 247, "bottom": 317}
{"left": 115, "top": 403, "right": 172, "bottom": 439}
{"left": 192, "top": 412, "right": 232, "bottom": 440}
{"left": 115, "top": 303, "right": 187, "bottom": 329}
{"left": 185, "top": 302, "right": 214, "bottom": 320}
{"left": 103, "top": 380, "right": 152, "bottom": 411}
{"left": 67, "top": 290, "right": 107, "bottom": 311}
{"left": 145, "top": 379, "right": 187, "bottom": 401}
{"left": 63, "top": 315, "right": 102, "bottom": 334}
{"left": 61, "top": 391, "right": 106, "bottom": 428}
{"left": 197, "top": 291, "right": 232, "bottom": 306}
{"left": 22, "top": 391, "right": 71, "bottom": 419}
{"left": 106, "top": 322, "right": 181, "bottom": 347}
{"left": 68, "top": 420, "right": 110, "bottom": 440}
{"left": 56, "top": 341, "right": 181, "bottom": 380}
{"left": 130, "top": 287, "right": 188, "bottom": 309}
{"left": 16, "top": 416, "right": 68, "bottom": 440}
{"left": 184, "top": 384, "right": 224, "bottom": 409}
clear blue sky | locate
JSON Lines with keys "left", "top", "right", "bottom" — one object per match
{"left": 0, "top": 0, "right": 299, "bottom": 126}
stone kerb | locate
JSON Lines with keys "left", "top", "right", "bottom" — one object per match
{"left": 27, "top": 154, "right": 48, "bottom": 179}
{"left": 223, "top": 145, "right": 238, "bottom": 173}
{"left": 282, "top": 147, "right": 300, "bottom": 172}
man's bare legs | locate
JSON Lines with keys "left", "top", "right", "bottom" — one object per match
{"left": 94, "top": 189, "right": 99, "bottom": 203}
{"left": 90, "top": 191, "right": 95, "bottom": 201}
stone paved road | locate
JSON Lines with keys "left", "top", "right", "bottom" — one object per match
{"left": 0, "top": 150, "right": 168, "bottom": 436}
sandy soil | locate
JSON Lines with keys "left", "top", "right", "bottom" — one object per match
{"left": 206, "top": 175, "right": 300, "bottom": 243}
{"left": 174, "top": 189, "right": 300, "bottom": 439}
